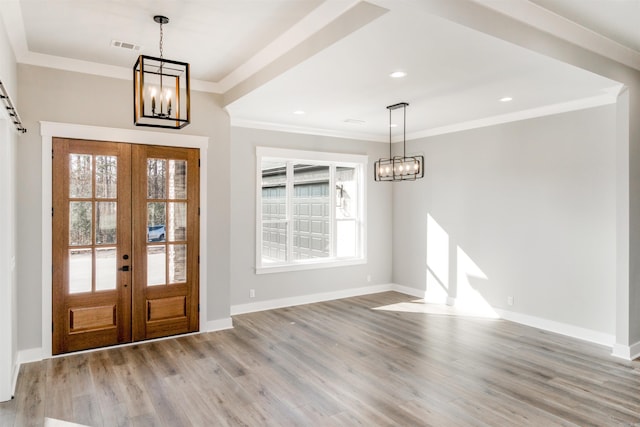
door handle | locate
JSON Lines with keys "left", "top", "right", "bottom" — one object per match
{"left": 119, "top": 265, "right": 130, "bottom": 272}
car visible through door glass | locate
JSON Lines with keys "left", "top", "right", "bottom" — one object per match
{"left": 148, "top": 225, "right": 165, "bottom": 242}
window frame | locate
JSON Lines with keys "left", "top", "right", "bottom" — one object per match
{"left": 256, "top": 147, "right": 367, "bottom": 274}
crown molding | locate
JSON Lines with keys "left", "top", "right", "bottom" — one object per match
{"left": 231, "top": 118, "right": 386, "bottom": 142}
{"left": 233, "top": 89, "right": 620, "bottom": 142}
{"left": 18, "top": 51, "right": 221, "bottom": 93}
{"left": 407, "top": 90, "right": 620, "bottom": 140}
{"left": 470, "top": 0, "right": 640, "bottom": 71}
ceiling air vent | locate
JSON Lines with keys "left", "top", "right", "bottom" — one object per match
{"left": 111, "top": 40, "right": 141, "bottom": 51}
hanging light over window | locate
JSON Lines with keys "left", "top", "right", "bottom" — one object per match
{"left": 134, "top": 15, "right": 190, "bottom": 129}
{"left": 374, "top": 102, "right": 424, "bottom": 181}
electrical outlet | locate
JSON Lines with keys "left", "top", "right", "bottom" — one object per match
{"left": 250, "top": 289, "right": 255, "bottom": 298}
{"left": 507, "top": 296, "right": 514, "bottom": 306}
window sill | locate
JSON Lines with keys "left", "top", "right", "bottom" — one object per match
{"left": 256, "top": 257, "right": 366, "bottom": 275}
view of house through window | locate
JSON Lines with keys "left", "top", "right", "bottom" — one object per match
{"left": 257, "top": 148, "right": 366, "bottom": 272}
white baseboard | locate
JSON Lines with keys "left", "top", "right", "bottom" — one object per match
{"left": 11, "top": 360, "right": 19, "bottom": 398}
{"left": 205, "top": 317, "right": 233, "bottom": 332}
{"left": 13, "top": 347, "right": 43, "bottom": 395}
{"left": 612, "top": 341, "right": 640, "bottom": 361}
{"left": 389, "top": 287, "right": 615, "bottom": 349}
{"left": 390, "top": 284, "right": 426, "bottom": 299}
{"left": 230, "top": 284, "right": 394, "bottom": 315}
{"left": 389, "top": 284, "right": 460, "bottom": 304}
{"left": 16, "top": 347, "right": 43, "bottom": 365}
{"left": 495, "top": 308, "right": 615, "bottom": 348}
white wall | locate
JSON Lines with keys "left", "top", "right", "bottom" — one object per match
{"left": 393, "top": 105, "right": 617, "bottom": 336}
{"left": 418, "top": 0, "right": 640, "bottom": 359}
{"left": 0, "top": 14, "right": 18, "bottom": 401}
{"left": 230, "top": 127, "right": 392, "bottom": 309}
{"left": 16, "top": 64, "right": 231, "bottom": 353}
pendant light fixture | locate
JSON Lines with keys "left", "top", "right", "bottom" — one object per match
{"left": 374, "top": 102, "right": 424, "bottom": 181}
{"left": 134, "top": 15, "right": 190, "bottom": 129}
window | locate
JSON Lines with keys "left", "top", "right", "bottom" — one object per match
{"left": 256, "top": 147, "right": 367, "bottom": 273}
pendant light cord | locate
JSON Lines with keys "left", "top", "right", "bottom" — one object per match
{"left": 159, "top": 21, "right": 164, "bottom": 61}
{"left": 158, "top": 20, "right": 164, "bottom": 110}
{"left": 403, "top": 103, "right": 406, "bottom": 157}
{"left": 389, "top": 106, "right": 392, "bottom": 159}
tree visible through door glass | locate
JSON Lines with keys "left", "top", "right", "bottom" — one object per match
{"left": 169, "top": 160, "right": 187, "bottom": 199}
{"left": 147, "top": 159, "right": 166, "bottom": 199}
{"left": 69, "top": 154, "right": 92, "bottom": 198}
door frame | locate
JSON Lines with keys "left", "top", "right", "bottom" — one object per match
{"left": 0, "top": 115, "right": 17, "bottom": 401}
{"left": 41, "top": 121, "right": 209, "bottom": 358}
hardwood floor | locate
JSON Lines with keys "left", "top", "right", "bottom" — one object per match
{"left": 2, "top": 291, "right": 640, "bottom": 426}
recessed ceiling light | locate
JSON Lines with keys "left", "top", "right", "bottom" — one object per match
{"left": 500, "top": 97, "right": 513, "bottom": 102}
{"left": 389, "top": 71, "right": 407, "bottom": 78}
{"left": 293, "top": 110, "right": 305, "bottom": 115}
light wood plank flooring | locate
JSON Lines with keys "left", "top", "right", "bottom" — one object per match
{"left": 1, "top": 291, "right": 640, "bottom": 426}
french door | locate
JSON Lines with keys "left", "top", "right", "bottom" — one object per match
{"left": 52, "top": 138, "right": 199, "bottom": 355}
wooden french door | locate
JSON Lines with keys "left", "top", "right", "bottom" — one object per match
{"left": 131, "top": 144, "right": 199, "bottom": 341}
{"left": 52, "top": 138, "right": 199, "bottom": 355}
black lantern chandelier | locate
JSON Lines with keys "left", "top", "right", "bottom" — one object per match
{"left": 374, "top": 102, "right": 424, "bottom": 181}
{"left": 134, "top": 15, "right": 190, "bottom": 129}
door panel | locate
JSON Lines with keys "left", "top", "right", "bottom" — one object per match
{"left": 131, "top": 145, "right": 199, "bottom": 341}
{"left": 52, "top": 138, "right": 132, "bottom": 354}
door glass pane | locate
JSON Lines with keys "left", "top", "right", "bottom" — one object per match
{"left": 293, "top": 164, "right": 329, "bottom": 260}
{"left": 95, "top": 247, "right": 117, "bottom": 291}
{"left": 169, "top": 244, "right": 186, "bottom": 284}
{"left": 69, "top": 201, "right": 92, "bottom": 246}
{"left": 147, "top": 159, "right": 166, "bottom": 199}
{"left": 147, "top": 246, "right": 166, "bottom": 286}
{"left": 96, "top": 202, "right": 117, "bottom": 245}
{"left": 69, "top": 248, "right": 92, "bottom": 294}
{"left": 168, "top": 160, "right": 187, "bottom": 199}
{"left": 96, "top": 155, "right": 117, "bottom": 198}
{"left": 69, "top": 154, "right": 92, "bottom": 198}
{"left": 168, "top": 202, "right": 187, "bottom": 241}
{"left": 147, "top": 202, "right": 166, "bottom": 242}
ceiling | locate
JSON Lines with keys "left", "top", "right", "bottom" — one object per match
{"left": 1, "top": 0, "right": 638, "bottom": 141}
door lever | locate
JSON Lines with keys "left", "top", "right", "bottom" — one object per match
{"left": 119, "top": 265, "right": 130, "bottom": 272}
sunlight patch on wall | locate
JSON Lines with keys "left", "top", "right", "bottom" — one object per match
{"left": 455, "top": 246, "right": 498, "bottom": 318}
{"left": 425, "top": 214, "right": 449, "bottom": 304}
{"left": 421, "top": 213, "right": 498, "bottom": 318}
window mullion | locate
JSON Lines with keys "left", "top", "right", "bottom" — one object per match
{"left": 286, "top": 161, "right": 293, "bottom": 263}
{"left": 329, "top": 163, "right": 336, "bottom": 258}
{"left": 358, "top": 164, "right": 364, "bottom": 257}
